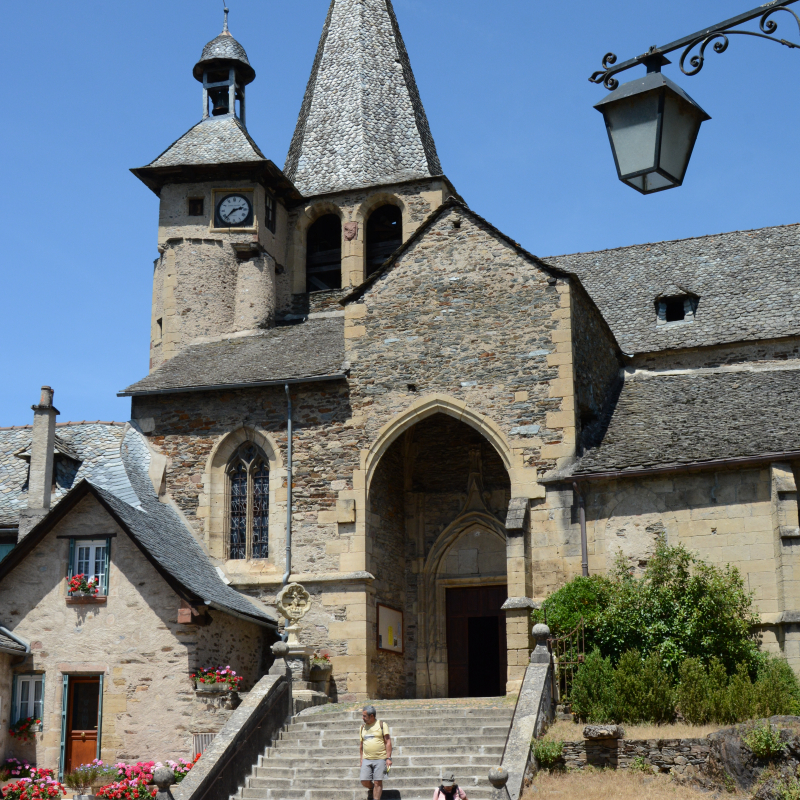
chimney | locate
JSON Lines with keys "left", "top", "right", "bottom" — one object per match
{"left": 18, "top": 386, "right": 59, "bottom": 541}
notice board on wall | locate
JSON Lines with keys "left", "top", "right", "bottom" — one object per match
{"left": 377, "top": 604, "right": 404, "bottom": 654}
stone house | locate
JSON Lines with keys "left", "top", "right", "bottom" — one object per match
{"left": 2, "top": 0, "right": 800, "bottom": 772}
{"left": 0, "top": 393, "right": 277, "bottom": 774}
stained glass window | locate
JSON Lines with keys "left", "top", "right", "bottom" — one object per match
{"left": 227, "top": 443, "right": 269, "bottom": 561}
{"left": 252, "top": 463, "right": 270, "bottom": 559}
{"left": 229, "top": 461, "right": 248, "bottom": 560}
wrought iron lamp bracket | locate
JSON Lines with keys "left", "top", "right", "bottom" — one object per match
{"left": 590, "top": 0, "right": 800, "bottom": 89}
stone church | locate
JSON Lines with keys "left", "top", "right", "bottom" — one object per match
{"left": 1, "top": 0, "right": 799, "bottom": 771}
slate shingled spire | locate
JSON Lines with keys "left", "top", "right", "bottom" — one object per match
{"left": 285, "top": 0, "right": 443, "bottom": 197}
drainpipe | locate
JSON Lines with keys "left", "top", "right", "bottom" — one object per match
{"left": 283, "top": 384, "right": 293, "bottom": 588}
{"left": 573, "top": 482, "right": 589, "bottom": 577}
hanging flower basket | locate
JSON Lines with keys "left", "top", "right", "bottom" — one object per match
{"left": 309, "top": 652, "right": 332, "bottom": 682}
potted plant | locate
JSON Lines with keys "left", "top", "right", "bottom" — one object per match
{"left": 64, "top": 761, "right": 119, "bottom": 800}
{"left": 1, "top": 758, "right": 32, "bottom": 781}
{"left": 2, "top": 767, "right": 66, "bottom": 800}
{"left": 68, "top": 574, "right": 100, "bottom": 597}
{"left": 8, "top": 716, "right": 42, "bottom": 742}
{"left": 309, "top": 651, "right": 333, "bottom": 682}
{"left": 191, "top": 666, "right": 243, "bottom": 692}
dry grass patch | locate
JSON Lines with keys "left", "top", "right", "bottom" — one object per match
{"left": 542, "top": 719, "right": 722, "bottom": 741}
{"left": 523, "top": 767, "right": 735, "bottom": 800}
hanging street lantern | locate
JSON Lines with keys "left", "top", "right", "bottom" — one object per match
{"left": 589, "top": 0, "right": 800, "bottom": 193}
{"left": 593, "top": 60, "right": 710, "bottom": 195}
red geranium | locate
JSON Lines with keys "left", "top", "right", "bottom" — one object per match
{"left": 8, "top": 717, "right": 41, "bottom": 742}
{"left": 190, "top": 666, "right": 243, "bottom": 689}
{"left": 68, "top": 574, "right": 99, "bottom": 596}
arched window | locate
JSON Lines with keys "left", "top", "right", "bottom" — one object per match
{"left": 366, "top": 204, "right": 403, "bottom": 277}
{"left": 306, "top": 214, "right": 342, "bottom": 292}
{"left": 226, "top": 443, "right": 270, "bottom": 560}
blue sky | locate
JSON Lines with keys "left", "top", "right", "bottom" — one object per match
{"left": 1, "top": 0, "right": 798, "bottom": 426}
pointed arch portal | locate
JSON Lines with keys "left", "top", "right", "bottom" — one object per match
{"left": 367, "top": 411, "right": 511, "bottom": 699}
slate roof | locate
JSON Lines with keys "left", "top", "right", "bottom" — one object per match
{"left": 285, "top": 0, "right": 442, "bottom": 196}
{"left": 0, "top": 427, "right": 275, "bottom": 626}
{"left": 567, "top": 367, "right": 800, "bottom": 476}
{"left": 142, "top": 115, "right": 267, "bottom": 169}
{"left": 0, "top": 629, "right": 28, "bottom": 654}
{"left": 120, "top": 317, "right": 346, "bottom": 396}
{"left": 547, "top": 223, "right": 800, "bottom": 355}
{"left": 0, "top": 423, "right": 136, "bottom": 528}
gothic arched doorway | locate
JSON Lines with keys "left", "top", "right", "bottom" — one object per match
{"left": 367, "top": 413, "right": 511, "bottom": 699}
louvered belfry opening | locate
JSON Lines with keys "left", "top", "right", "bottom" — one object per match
{"left": 306, "top": 215, "right": 342, "bottom": 292}
{"left": 366, "top": 205, "right": 403, "bottom": 277}
{"left": 226, "top": 443, "right": 270, "bottom": 560}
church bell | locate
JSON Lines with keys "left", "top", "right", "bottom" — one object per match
{"left": 209, "top": 87, "right": 230, "bottom": 117}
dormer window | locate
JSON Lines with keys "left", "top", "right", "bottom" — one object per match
{"left": 655, "top": 291, "right": 699, "bottom": 327}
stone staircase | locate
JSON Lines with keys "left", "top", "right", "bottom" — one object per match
{"left": 237, "top": 698, "right": 515, "bottom": 800}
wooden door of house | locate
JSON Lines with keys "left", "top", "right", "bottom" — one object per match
{"left": 446, "top": 585, "right": 508, "bottom": 697}
{"left": 65, "top": 678, "right": 100, "bottom": 772}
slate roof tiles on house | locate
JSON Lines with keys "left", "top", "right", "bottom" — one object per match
{"left": 0, "top": 423, "right": 135, "bottom": 528}
{"left": 548, "top": 223, "right": 800, "bottom": 355}
{"left": 285, "top": 0, "right": 442, "bottom": 196}
{"left": 569, "top": 366, "right": 800, "bottom": 476}
{"left": 0, "top": 629, "right": 28, "bottom": 654}
{"left": 121, "top": 317, "right": 346, "bottom": 396}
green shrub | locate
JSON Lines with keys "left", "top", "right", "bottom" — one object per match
{"left": 531, "top": 575, "right": 613, "bottom": 642}
{"left": 532, "top": 739, "right": 564, "bottom": 770}
{"left": 755, "top": 655, "right": 800, "bottom": 716}
{"left": 614, "top": 650, "right": 674, "bottom": 724}
{"left": 776, "top": 777, "right": 800, "bottom": 800}
{"left": 536, "top": 542, "right": 761, "bottom": 678}
{"left": 570, "top": 649, "right": 616, "bottom": 722}
{"left": 629, "top": 755, "right": 651, "bottom": 774}
{"left": 744, "top": 721, "right": 786, "bottom": 759}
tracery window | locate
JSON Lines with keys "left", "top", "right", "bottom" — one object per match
{"left": 227, "top": 443, "right": 270, "bottom": 560}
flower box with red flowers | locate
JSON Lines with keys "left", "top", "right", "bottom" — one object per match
{"left": 66, "top": 575, "right": 105, "bottom": 605}
{"left": 2, "top": 767, "right": 66, "bottom": 800}
{"left": 190, "top": 666, "right": 244, "bottom": 692}
{"left": 8, "top": 717, "right": 42, "bottom": 742}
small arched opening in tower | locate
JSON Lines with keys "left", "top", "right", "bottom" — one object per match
{"left": 366, "top": 205, "right": 403, "bottom": 278}
{"left": 306, "top": 215, "right": 342, "bottom": 292}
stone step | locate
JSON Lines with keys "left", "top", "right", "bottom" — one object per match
{"left": 247, "top": 775, "right": 495, "bottom": 791}
{"left": 258, "top": 754, "right": 500, "bottom": 769}
{"left": 274, "top": 734, "right": 507, "bottom": 749}
{"left": 282, "top": 724, "right": 511, "bottom": 740}
{"left": 241, "top": 787, "right": 496, "bottom": 800}
{"left": 253, "top": 763, "right": 499, "bottom": 780}
{"left": 263, "top": 744, "right": 505, "bottom": 758}
{"left": 295, "top": 707, "right": 513, "bottom": 724}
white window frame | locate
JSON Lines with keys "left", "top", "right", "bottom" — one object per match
{"left": 14, "top": 674, "right": 44, "bottom": 724}
{"left": 71, "top": 539, "right": 108, "bottom": 595}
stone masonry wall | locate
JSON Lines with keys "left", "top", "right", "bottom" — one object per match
{"left": 570, "top": 282, "right": 622, "bottom": 451}
{"left": 346, "top": 205, "right": 568, "bottom": 477}
{"left": 0, "top": 495, "right": 266, "bottom": 769}
{"left": 0, "top": 652, "right": 12, "bottom": 763}
{"left": 559, "top": 738, "right": 710, "bottom": 775}
{"left": 286, "top": 177, "right": 451, "bottom": 296}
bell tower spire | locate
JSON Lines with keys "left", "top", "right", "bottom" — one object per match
{"left": 194, "top": 6, "right": 256, "bottom": 125}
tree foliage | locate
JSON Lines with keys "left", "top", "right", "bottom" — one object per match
{"left": 534, "top": 541, "right": 761, "bottom": 676}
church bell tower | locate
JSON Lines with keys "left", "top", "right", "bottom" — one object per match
{"left": 132, "top": 9, "right": 300, "bottom": 371}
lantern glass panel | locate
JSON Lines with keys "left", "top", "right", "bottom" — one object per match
{"left": 605, "top": 91, "right": 660, "bottom": 177}
{"left": 625, "top": 172, "right": 676, "bottom": 193}
{"left": 659, "top": 91, "right": 704, "bottom": 184}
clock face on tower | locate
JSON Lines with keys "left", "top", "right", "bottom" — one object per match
{"left": 215, "top": 193, "right": 254, "bottom": 228}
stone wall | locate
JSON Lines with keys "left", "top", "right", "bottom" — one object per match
{"left": 570, "top": 282, "right": 621, "bottom": 451}
{"left": 0, "top": 652, "right": 12, "bottom": 762}
{"left": 286, "top": 177, "right": 452, "bottom": 294}
{"left": 559, "top": 738, "right": 710, "bottom": 775}
{"left": 0, "top": 494, "right": 267, "bottom": 769}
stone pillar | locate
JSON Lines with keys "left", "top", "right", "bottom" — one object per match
{"left": 488, "top": 766, "right": 509, "bottom": 800}
{"left": 772, "top": 462, "right": 800, "bottom": 671}
{"left": 18, "top": 387, "right": 59, "bottom": 541}
{"left": 153, "top": 766, "right": 175, "bottom": 800}
{"left": 342, "top": 221, "right": 364, "bottom": 287}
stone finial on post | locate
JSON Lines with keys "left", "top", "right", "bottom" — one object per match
{"left": 276, "top": 582, "right": 312, "bottom": 644}
{"left": 153, "top": 766, "right": 175, "bottom": 800}
{"left": 488, "top": 766, "right": 509, "bottom": 800}
{"left": 269, "top": 640, "right": 291, "bottom": 677}
{"left": 530, "top": 623, "right": 551, "bottom": 664}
